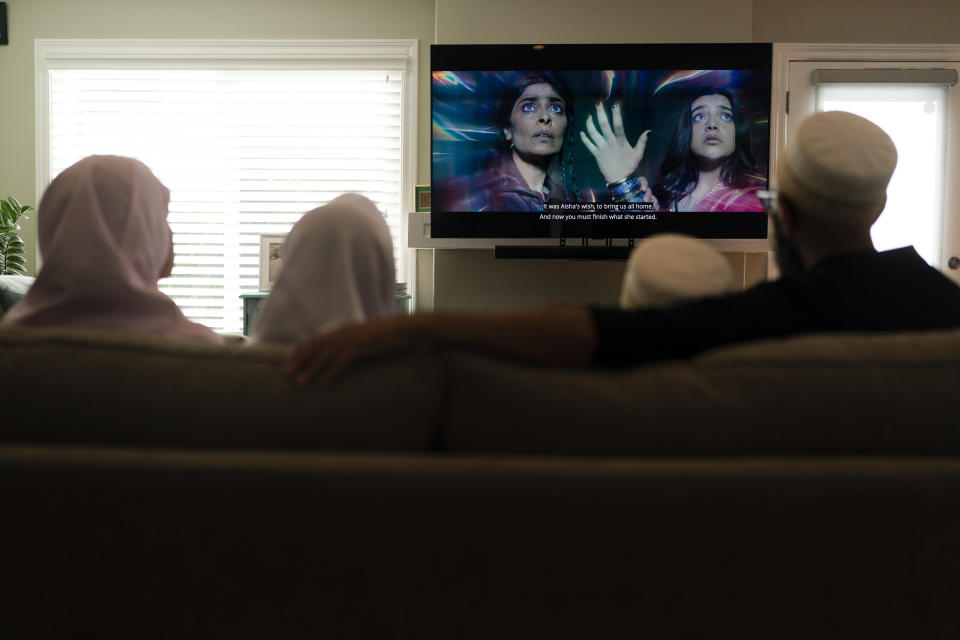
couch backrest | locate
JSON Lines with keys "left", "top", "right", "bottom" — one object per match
{"left": 5, "top": 325, "right": 960, "bottom": 455}
{"left": 0, "top": 326, "right": 446, "bottom": 451}
{"left": 441, "top": 328, "right": 960, "bottom": 455}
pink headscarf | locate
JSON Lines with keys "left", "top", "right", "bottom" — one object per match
{"left": 252, "top": 194, "right": 395, "bottom": 344}
{"left": 1, "top": 155, "right": 220, "bottom": 343}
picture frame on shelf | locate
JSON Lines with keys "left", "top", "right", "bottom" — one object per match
{"left": 259, "top": 234, "right": 287, "bottom": 291}
{"left": 415, "top": 185, "right": 431, "bottom": 212}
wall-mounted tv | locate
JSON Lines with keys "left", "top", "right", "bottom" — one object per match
{"left": 430, "top": 43, "right": 772, "bottom": 242}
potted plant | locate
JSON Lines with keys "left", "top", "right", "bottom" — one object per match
{"left": 0, "top": 196, "right": 33, "bottom": 275}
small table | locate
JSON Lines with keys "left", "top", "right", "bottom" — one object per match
{"left": 240, "top": 292, "right": 270, "bottom": 337}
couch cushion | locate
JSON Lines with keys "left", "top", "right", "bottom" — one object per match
{"left": 442, "top": 328, "right": 960, "bottom": 455}
{"left": 0, "top": 326, "right": 446, "bottom": 451}
{"left": 5, "top": 444, "right": 960, "bottom": 638}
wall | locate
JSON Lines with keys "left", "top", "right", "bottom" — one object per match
{"left": 0, "top": 0, "right": 436, "bottom": 275}
{"left": 426, "top": 0, "right": 960, "bottom": 311}
{"left": 753, "top": 0, "right": 960, "bottom": 43}
{"left": 4, "top": 0, "right": 960, "bottom": 310}
{"left": 427, "top": 0, "right": 758, "bottom": 311}
{"left": 435, "top": 0, "right": 754, "bottom": 44}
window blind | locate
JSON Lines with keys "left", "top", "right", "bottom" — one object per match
{"left": 48, "top": 67, "right": 404, "bottom": 333}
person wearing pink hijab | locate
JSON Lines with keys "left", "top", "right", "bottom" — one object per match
{"left": 1, "top": 155, "right": 220, "bottom": 343}
{"left": 252, "top": 194, "right": 395, "bottom": 344}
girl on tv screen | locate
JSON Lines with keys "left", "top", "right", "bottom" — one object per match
{"left": 652, "top": 87, "right": 766, "bottom": 212}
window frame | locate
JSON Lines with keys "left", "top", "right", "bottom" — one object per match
{"left": 34, "top": 38, "right": 418, "bottom": 301}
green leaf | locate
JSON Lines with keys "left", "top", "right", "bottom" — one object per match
{"left": 5, "top": 256, "right": 25, "bottom": 266}
{"left": 3, "top": 263, "right": 26, "bottom": 275}
{"left": 1, "top": 197, "right": 34, "bottom": 223}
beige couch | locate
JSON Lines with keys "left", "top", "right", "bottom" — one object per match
{"left": 2, "top": 325, "right": 959, "bottom": 639}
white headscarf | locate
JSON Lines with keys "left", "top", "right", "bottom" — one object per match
{"left": 620, "top": 233, "right": 736, "bottom": 309}
{"left": 252, "top": 194, "right": 395, "bottom": 344}
{"left": 1, "top": 155, "right": 220, "bottom": 343}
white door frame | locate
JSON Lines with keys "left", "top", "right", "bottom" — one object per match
{"left": 773, "top": 43, "right": 960, "bottom": 181}
{"left": 773, "top": 43, "right": 960, "bottom": 277}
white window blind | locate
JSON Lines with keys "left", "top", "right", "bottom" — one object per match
{"left": 39, "top": 40, "right": 416, "bottom": 334}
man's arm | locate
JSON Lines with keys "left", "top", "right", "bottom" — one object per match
{"left": 286, "top": 307, "right": 597, "bottom": 386}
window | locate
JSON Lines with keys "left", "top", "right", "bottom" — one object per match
{"left": 816, "top": 82, "right": 948, "bottom": 267}
{"left": 37, "top": 40, "right": 417, "bottom": 333}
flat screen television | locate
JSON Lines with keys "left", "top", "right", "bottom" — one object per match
{"left": 430, "top": 43, "right": 772, "bottom": 247}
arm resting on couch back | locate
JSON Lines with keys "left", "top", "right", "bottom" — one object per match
{"left": 288, "top": 306, "right": 597, "bottom": 386}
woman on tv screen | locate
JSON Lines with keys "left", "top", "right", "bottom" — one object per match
{"left": 434, "top": 72, "right": 580, "bottom": 212}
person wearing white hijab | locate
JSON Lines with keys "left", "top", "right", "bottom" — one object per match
{"left": 252, "top": 194, "right": 395, "bottom": 344}
{"left": 619, "top": 233, "right": 736, "bottom": 309}
{"left": 1, "top": 155, "right": 220, "bottom": 343}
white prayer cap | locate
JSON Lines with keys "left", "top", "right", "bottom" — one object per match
{"left": 777, "top": 111, "right": 897, "bottom": 225}
{"left": 620, "top": 233, "right": 736, "bottom": 309}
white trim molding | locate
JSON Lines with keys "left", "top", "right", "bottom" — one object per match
{"left": 35, "top": 39, "right": 418, "bottom": 67}
{"left": 772, "top": 43, "right": 960, "bottom": 190}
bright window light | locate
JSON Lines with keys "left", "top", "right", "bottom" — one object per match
{"left": 49, "top": 67, "right": 404, "bottom": 333}
{"left": 818, "top": 84, "right": 947, "bottom": 266}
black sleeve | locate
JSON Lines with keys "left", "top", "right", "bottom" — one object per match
{"left": 589, "top": 281, "right": 808, "bottom": 368}
{"left": 589, "top": 305, "right": 709, "bottom": 367}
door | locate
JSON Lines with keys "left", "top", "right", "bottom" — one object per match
{"left": 778, "top": 45, "right": 960, "bottom": 283}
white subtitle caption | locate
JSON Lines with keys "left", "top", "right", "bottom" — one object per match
{"left": 539, "top": 202, "right": 657, "bottom": 221}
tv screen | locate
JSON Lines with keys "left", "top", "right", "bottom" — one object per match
{"left": 430, "top": 43, "right": 772, "bottom": 240}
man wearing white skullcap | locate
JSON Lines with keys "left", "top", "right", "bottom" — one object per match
{"left": 287, "top": 111, "right": 960, "bottom": 384}
{"left": 771, "top": 110, "right": 898, "bottom": 279}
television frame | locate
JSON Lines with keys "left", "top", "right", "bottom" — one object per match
{"left": 427, "top": 42, "right": 773, "bottom": 251}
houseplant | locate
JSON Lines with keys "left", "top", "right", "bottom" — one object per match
{"left": 0, "top": 196, "right": 33, "bottom": 276}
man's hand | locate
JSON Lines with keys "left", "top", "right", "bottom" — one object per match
{"left": 286, "top": 316, "right": 419, "bottom": 387}
{"left": 286, "top": 308, "right": 597, "bottom": 387}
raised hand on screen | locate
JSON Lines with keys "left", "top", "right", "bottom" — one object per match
{"left": 580, "top": 101, "right": 650, "bottom": 185}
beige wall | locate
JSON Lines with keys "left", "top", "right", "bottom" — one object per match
{"left": 0, "top": 0, "right": 436, "bottom": 274}
{"left": 5, "top": 0, "right": 960, "bottom": 309}
{"left": 430, "top": 0, "right": 757, "bottom": 310}
{"left": 754, "top": 0, "right": 960, "bottom": 43}
{"left": 435, "top": 0, "right": 753, "bottom": 44}
{"left": 428, "top": 0, "right": 960, "bottom": 311}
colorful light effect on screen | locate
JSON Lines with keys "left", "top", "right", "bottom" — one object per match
{"left": 602, "top": 70, "right": 616, "bottom": 101}
{"left": 653, "top": 70, "right": 713, "bottom": 94}
{"left": 432, "top": 71, "right": 477, "bottom": 92}
{"left": 432, "top": 113, "right": 496, "bottom": 142}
